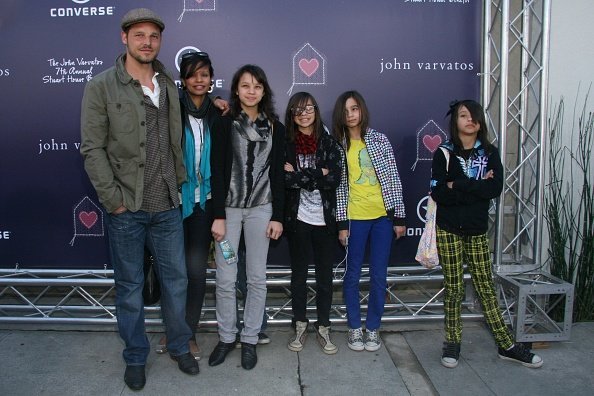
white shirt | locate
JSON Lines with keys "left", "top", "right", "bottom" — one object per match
{"left": 141, "top": 72, "right": 161, "bottom": 108}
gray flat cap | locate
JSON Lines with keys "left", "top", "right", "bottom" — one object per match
{"left": 121, "top": 8, "right": 165, "bottom": 32}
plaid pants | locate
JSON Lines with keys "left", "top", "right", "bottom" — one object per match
{"left": 437, "top": 227, "right": 514, "bottom": 349}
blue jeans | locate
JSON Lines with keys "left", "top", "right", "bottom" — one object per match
{"left": 106, "top": 208, "right": 192, "bottom": 365}
{"left": 343, "top": 217, "right": 393, "bottom": 331}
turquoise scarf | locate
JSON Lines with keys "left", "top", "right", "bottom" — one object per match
{"left": 181, "top": 116, "right": 211, "bottom": 219}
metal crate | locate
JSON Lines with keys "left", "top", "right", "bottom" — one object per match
{"left": 497, "top": 271, "right": 574, "bottom": 342}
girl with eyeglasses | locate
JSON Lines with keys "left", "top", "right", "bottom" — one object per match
{"left": 155, "top": 51, "right": 228, "bottom": 361}
{"left": 208, "top": 65, "right": 285, "bottom": 370}
{"left": 332, "top": 90, "right": 406, "bottom": 352}
{"left": 283, "top": 92, "right": 344, "bottom": 355}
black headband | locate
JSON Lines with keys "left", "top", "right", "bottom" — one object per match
{"left": 446, "top": 100, "right": 461, "bottom": 117}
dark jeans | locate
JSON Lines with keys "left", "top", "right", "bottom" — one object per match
{"left": 183, "top": 200, "right": 214, "bottom": 341}
{"left": 287, "top": 220, "right": 335, "bottom": 327}
{"left": 106, "top": 208, "right": 191, "bottom": 365}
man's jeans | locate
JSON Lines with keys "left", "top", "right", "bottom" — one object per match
{"left": 106, "top": 208, "right": 192, "bottom": 365}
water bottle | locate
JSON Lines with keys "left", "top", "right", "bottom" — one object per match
{"left": 219, "top": 239, "right": 238, "bottom": 265}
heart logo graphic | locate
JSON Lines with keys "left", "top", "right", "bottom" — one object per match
{"left": 422, "top": 135, "right": 442, "bottom": 153}
{"left": 298, "top": 58, "right": 319, "bottom": 77}
{"left": 79, "top": 211, "right": 98, "bottom": 229}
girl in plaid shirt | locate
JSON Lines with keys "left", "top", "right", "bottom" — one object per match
{"left": 332, "top": 91, "right": 406, "bottom": 352}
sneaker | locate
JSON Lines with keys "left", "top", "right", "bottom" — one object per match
{"left": 257, "top": 332, "right": 271, "bottom": 345}
{"left": 498, "top": 343, "right": 543, "bottom": 368}
{"left": 441, "top": 342, "right": 460, "bottom": 368}
{"left": 364, "top": 329, "right": 381, "bottom": 351}
{"left": 347, "top": 327, "right": 364, "bottom": 351}
{"left": 315, "top": 324, "right": 338, "bottom": 355}
{"left": 288, "top": 321, "right": 308, "bottom": 352}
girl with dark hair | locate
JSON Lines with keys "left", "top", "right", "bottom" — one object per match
{"left": 333, "top": 90, "right": 406, "bottom": 352}
{"left": 431, "top": 99, "right": 543, "bottom": 369}
{"left": 208, "top": 64, "right": 285, "bottom": 370}
{"left": 283, "top": 92, "right": 343, "bottom": 354}
{"left": 155, "top": 51, "right": 227, "bottom": 360}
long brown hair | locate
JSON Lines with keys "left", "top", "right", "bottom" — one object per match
{"left": 448, "top": 99, "right": 494, "bottom": 152}
{"left": 284, "top": 92, "right": 323, "bottom": 142}
{"left": 229, "top": 64, "right": 278, "bottom": 121}
{"left": 331, "top": 90, "right": 370, "bottom": 150}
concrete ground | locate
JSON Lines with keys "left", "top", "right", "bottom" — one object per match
{"left": 0, "top": 322, "right": 592, "bottom": 396}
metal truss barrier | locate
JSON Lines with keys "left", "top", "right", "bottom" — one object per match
{"left": 2, "top": 1, "right": 555, "bottom": 332}
{"left": 484, "top": 1, "right": 573, "bottom": 342}
{"left": 0, "top": 267, "right": 482, "bottom": 326}
{"left": 484, "top": 0, "right": 550, "bottom": 270}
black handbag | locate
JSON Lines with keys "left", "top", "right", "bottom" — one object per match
{"left": 143, "top": 248, "right": 161, "bottom": 305}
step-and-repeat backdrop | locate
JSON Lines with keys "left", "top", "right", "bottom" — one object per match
{"left": 0, "top": 0, "right": 481, "bottom": 268}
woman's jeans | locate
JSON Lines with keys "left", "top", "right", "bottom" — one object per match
{"left": 214, "top": 204, "right": 271, "bottom": 345}
{"left": 183, "top": 200, "right": 214, "bottom": 341}
{"left": 343, "top": 217, "right": 393, "bottom": 331}
{"left": 287, "top": 220, "right": 335, "bottom": 327}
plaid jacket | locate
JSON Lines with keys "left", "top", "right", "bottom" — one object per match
{"left": 336, "top": 128, "right": 406, "bottom": 230}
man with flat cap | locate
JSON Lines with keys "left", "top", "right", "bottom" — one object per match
{"left": 80, "top": 8, "right": 199, "bottom": 390}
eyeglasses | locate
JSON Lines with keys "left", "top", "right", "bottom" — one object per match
{"left": 291, "top": 104, "right": 316, "bottom": 116}
{"left": 181, "top": 51, "right": 210, "bottom": 62}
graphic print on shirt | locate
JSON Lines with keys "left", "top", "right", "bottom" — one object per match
{"left": 297, "top": 152, "right": 316, "bottom": 171}
{"left": 354, "top": 147, "right": 378, "bottom": 186}
{"left": 458, "top": 148, "right": 489, "bottom": 180}
{"left": 296, "top": 152, "right": 324, "bottom": 225}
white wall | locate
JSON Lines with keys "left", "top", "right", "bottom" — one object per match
{"left": 549, "top": 1, "right": 594, "bottom": 108}
{"left": 544, "top": 0, "right": 594, "bottom": 268}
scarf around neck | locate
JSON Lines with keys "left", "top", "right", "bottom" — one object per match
{"left": 180, "top": 91, "right": 213, "bottom": 218}
{"left": 295, "top": 131, "right": 317, "bottom": 155}
{"left": 234, "top": 111, "right": 271, "bottom": 142}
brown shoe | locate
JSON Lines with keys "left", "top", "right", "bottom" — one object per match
{"left": 155, "top": 335, "right": 167, "bottom": 354}
{"left": 189, "top": 339, "right": 202, "bottom": 360}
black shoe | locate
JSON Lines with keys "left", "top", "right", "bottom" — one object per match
{"left": 441, "top": 342, "right": 460, "bottom": 368}
{"left": 171, "top": 352, "right": 200, "bottom": 375}
{"left": 124, "top": 365, "right": 146, "bottom": 391}
{"left": 257, "top": 332, "right": 270, "bottom": 345}
{"left": 498, "top": 343, "right": 543, "bottom": 368}
{"left": 208, "top": 341, "right": 236, "bottom": 366}
{"left": 241, "top": 342, "right": 258, "bottom": 370}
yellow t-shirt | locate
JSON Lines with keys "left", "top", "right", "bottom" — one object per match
{"left": 346, "top": 139, "right": 386, "bottom": 220}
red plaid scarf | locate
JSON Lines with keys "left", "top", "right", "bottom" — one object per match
{"left": 295, "top": 131, "right": 317, "bottom": 155}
